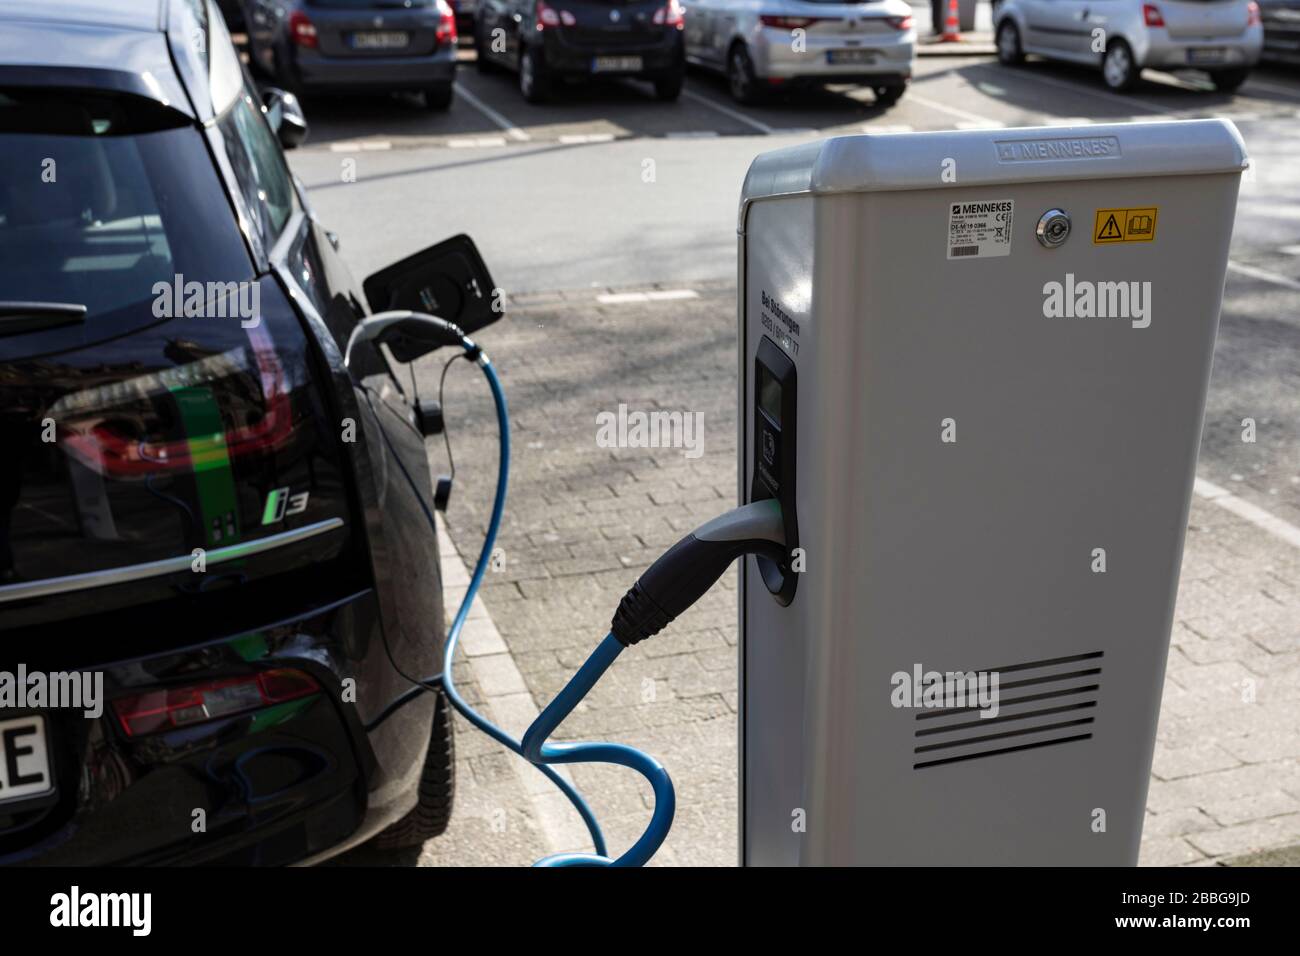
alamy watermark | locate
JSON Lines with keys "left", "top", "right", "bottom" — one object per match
{"left": 152, "top": 273, "right": 261, "bottom": 328}
{"left": 891, "top": 663, "right": 1000, "bottom": 718}
{"left": 595, "top": 404, "right": 704, "bottom": 459}
{"left": 1042, "top": 273, "right": 1151, "bottom": 329}
{"left": 0, "top": 665, "right": 103, "bottom": 719}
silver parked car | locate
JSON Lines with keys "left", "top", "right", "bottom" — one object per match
{"left": 681, "top": 0, "right": 917, "bottom": 104}
{"left": 994, "top": 0, "right": 1264, "bottom": 92}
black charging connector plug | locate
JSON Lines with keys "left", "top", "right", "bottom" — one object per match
{"left": 611, "top": 498, "right": 785, "bottom": 647}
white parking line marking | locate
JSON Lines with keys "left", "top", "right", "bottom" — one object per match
{"left": 682, "top": 89, "right": 775, "bottom": 134}
{"left": 597, "top": 289, "right": 700, "bottom": 304}
{"left": 861, "top": 124, "right": 914, "bottom": 133}
{"left": 559, "top": 133, "right": 616, "bottom": 144}
{"left": 447, "top": 136, "right": 508, "bottom": 148}
{"left": 907, "top": 90, "right": 1007, "bottom": 128}
{"left": 1194, "top": 478, "right": 1300, "bottom": 550}
{"left": 666, "top": 130, "right": 720, "bottom": 138}
{"left": 329, "top": 140, "right": 392, "bottom": 152}
{"left": 1227, "top": 260, "right": 1300, "bottom": 292}
{"left": 454, "top": 82, "right": 532, "bottom": 142}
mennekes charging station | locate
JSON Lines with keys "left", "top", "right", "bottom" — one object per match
{"left": 737, "top": 119, "right": 1248, "bottom": 865}
{"left": 369, "top": 119, "right": 1246, "bottom": 867}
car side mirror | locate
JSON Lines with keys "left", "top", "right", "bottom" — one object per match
{"left": 262, "top": 87, "right": 308, "bottom": 150}
{"left": 363, "top": 235, "right": 502, "bottom": 362}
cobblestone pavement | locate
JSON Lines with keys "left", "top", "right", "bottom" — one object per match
{"left": 339, "top": 280, "right": 1299, "bottom": 867}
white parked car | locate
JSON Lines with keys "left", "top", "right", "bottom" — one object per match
{"left": 681, "top": 0, "right": 917, "bottom": 104}
{"left": 994, "top": 0, "right": 1264, "bottom": 92}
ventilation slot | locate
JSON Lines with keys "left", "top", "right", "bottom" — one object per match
{"left": 912, "top": 651, "right": 1102, "bottom": 770}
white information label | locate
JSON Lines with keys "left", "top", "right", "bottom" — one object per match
{"left": 947, "top": 199, "right": 1014, "bottom": 260}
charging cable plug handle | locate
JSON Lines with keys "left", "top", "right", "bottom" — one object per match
{"left": 611, "top": 498, "right": 785, "bottom": 647}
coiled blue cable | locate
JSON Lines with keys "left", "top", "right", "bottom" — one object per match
{"left": 425, "top": 346, "right": 675, "bottom": 866}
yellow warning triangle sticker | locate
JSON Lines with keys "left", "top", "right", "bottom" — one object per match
{"left": 1096, "top": 214, "right": 1123, "bottom": 241}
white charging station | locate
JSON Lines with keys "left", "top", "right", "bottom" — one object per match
{"left": 738, "top": 120, "right": 1248, "bottom": 865}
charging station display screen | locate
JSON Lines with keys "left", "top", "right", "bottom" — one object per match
{"left": 758, "top": 365, "right": 782, "bottom": 426}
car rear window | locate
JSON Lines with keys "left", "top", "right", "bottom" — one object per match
{"left": 0, "top": 88, "right": 253, "bottom": 338}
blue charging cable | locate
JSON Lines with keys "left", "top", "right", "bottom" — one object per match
{"left": 437, "top": 351, "right": 673, "bottom": 866}
{"left": 350, "top": 312, "right": 785, "bottom": 867}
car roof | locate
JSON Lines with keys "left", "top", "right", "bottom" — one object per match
{"left": 0, "top": 0, "right": 201, "bottom": 119}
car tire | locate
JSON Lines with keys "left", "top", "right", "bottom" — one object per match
{"left": 423, "top": 83, "right": 454, "bottom": 110}
{"left": 874, "top": 83, "right": 905, "bottom": 106}
{"left": 654, "top": 70, "right": 684, "bottom": 101}
{"left": 1210, "top": 68, "right": 1249, "bottom": 92}
{"left": 1102, "top": 39, "right": 1139, "bottom": 92}
{"left": 520, "top": 45, "right": 551, "bottom": 103}
{"left": 995, "top": 20, "right": 1024, "bottom": 66}
{"left": 372, "top": 690, "right": 455, "bottom": 849}
{"left": 727, "top": 43, "right": 762, "bottom": 105}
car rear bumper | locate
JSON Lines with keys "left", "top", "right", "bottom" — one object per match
{"left": 1134, "top": 25, "right": 1264, "bottom": 69}
{"left": 539, "top": 31, "right": 684, "bottom": 77}
{"left": 752, "top": 26, "right": 915, "bottom": 80}
{"left": 0, "top": 589, "right": 433, "bottom": 866}
{"left": 293, "top": 48, "right": 457, "bottom": 90}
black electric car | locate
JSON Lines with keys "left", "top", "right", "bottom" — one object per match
{"left": 0, "top": 0, "right": 499, "bottom": 864}
{"left": 475, "top": 0, "right": 687, "bottom": 102}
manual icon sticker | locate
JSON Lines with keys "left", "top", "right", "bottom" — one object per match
{"left": 1093, "top": 207, "right": 1158, "bottom": 244}
{"left": 947, "top": 199, "right": 1014, "bottom": 260}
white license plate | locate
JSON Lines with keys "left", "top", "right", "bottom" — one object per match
{"left": 592, "top": 56, "right": 643, "bottom": 73}
{"left": 1187, "top": 47, "right": 1227, "bottom": 65}
{"left": 0, "top": 715, "right": 53, "bottom": 804}
{"left": 350, "top": 31, "right": 410, "bottom": 50}
{"left": 827, "top": 49, "right": 877, "bottom": 65}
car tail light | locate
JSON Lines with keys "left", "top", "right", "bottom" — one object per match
{"left": 112, "top": 668, "right": 322, "bottom": 737}
{"left": 536, "top": 0, "right": 561, "bottom": 28}
{"left": 1246, "top": 0, "right": 1260, "bottom": 25}
{"left": 886, "top": 14, "right": 914, "bottom": 30}
{"left": 653, "top": 0, "right": 685, "bottom": 28}
{"left": 436, "top": 0, "right": 458, "bottom": 43}
{"left": 58, "top": 324, "right": 294, "bottom": 480}
{"left": 760, "top": 15, "right": 823, "bottom": 29}
{"left": 289, "top": 10, "right": 318, "bottom": 48}
{"left": 1142, "top": 4, "right": 1164, "bottom": 26}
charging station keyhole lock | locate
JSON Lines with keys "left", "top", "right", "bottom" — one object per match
{"left": 1036, "top": 209, "right": 1072, "bottom": 248}
{"left": 752, "top": 336, "right": 799, "bottom": 606}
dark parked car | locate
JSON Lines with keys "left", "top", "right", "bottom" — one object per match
{"left": 243, "top": 0, "right": 459, "bottom": 109}
{"left": 1260, "top": 0, "right": 1300, "bottom": 63}
{"left": 475, "top": 0, "right": 687, "bottom": 102}
{"left": 0, "top": 0, "right": 500, "bottom": 864}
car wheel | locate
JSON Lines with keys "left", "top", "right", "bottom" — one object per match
{"left": 1210, "top": 68, "right": 1249, "bottom": 92}
{"left": 874, "top": 83, "right": 905, "bottom": 106}
{"left": 1102, "top": 39, "right": 1138, "bottom": 92}
{"left": 654, "top": 70, "right": 684, "bottom": 102}
{"left": 423, "top": 83, "right": 454, "bottom": 110}
{"left": 372, "top": 690, "right": 455, "bottom": 849}
{"left": 996, "top": 20, "right": 1024, "bottom": 66}
{"left": 727, "top": 43, "right": 761, "bottom": 105}
{"left": 520, "top": 45, "right": 551, "bottom": 103}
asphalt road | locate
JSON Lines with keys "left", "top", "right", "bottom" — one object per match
{"left": 288, "top": 45, "right": 1300, "bottom": 545}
